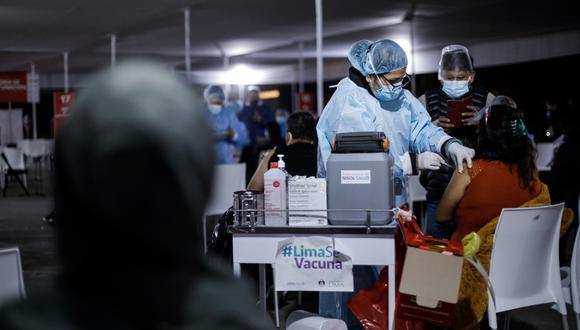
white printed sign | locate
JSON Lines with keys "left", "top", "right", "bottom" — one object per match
{"left": 274, "top": 236, "right": 353, "bottom": 292}
{"left": 288, "top": 177, "right": 327, "bottom": 226}
{"left": 26, "top": 73, "right": 39, "bottom": 104}
{"left": 340, "top": 170, "right": 371, "bottom": 184}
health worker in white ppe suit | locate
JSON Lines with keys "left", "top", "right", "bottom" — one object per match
{"left": 316, "top": 39, "right": 475, "bottom": 328}
{"left": 317, "top": 39, "right": 475, "bottom": 207}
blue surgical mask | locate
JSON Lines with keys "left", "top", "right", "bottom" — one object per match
{"left": 373, "top": 83, "right": 404, "bottom": 102}
{"left": 208, "top": 104, "right": 222, "bottom": 115}
{"left": 442, "top": 80, "right": 469, "bottom": 98}
{"left": 275, "top": 116, "right": 286, "bottom": 125}
{"left": 368, "top": 55, "right": 406, "bottom": 102}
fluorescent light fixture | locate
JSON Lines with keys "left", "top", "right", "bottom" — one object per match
{"left": 222, "top": 64, "right": 264, "bottom": 85}
{"left": 259, "top": 89, "right": 280, "bottom": 100}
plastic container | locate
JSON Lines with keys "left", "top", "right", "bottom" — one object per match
{"left": 264, "top": 155, "right": 288, "bottom": 226}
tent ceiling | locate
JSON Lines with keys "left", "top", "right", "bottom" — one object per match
{"left": 0, "top": 0, "right": 577, "bottom": 75}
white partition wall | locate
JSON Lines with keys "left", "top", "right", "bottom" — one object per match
{"left": 205, "top": 163, "right": 247, "bottom": 216}
{"left": 0, "top": 109, "right": 23, "bottom": 145}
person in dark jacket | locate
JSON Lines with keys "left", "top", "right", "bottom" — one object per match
{"left": 548, "top": 98, "right": 580, "bottom": 264}
{"left": 247, "top": 111, "right": 317, "bottom": 191}
{"left": 0, "top": 62, "right": 272, "bottom": 330}
{"left": 418, "top": 45, "right": 495, "bottom": 239}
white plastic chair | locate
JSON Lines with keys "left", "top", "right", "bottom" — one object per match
{"left": 487, "top": 203, "right": 569, "bottom": 330}
{"left": 0, "top": 246, "right": 26, "bottom": 306}
{"left": 560, "top": 196, "right": 580, "bottom": 329}
{"left": 536, "top": 142, "right": 555, "bottom": 172}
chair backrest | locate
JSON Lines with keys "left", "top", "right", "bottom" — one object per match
{"left": 571, "top": 197, "right": 580, "bottom": 313}
{"left": 204, "top": 163, "right": 246, "bottom": 215}
{"left": 535, "top": 142, "right": 555, "bottom": 171}
{"left": 489, "top": 203, "right": 565, "bottom": 312}
{"left": 408, "top": 175, "right": 427, "bottom": 203}
{"left": 1, "top": 147, "right": 26, "bottom": 171}
{"left": 0, "top": 247, "right": 26, "bottom": 306}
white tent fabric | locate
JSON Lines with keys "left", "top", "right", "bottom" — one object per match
{"left": 1, "top": 0, "right": 578, "bottom": 86}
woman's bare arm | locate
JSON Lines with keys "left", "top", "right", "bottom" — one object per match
{"left": 436, "top": 168, "right": 471, "bottom": 224}
{"left": 247, "top": 147, "right": 277, "bottom": 192}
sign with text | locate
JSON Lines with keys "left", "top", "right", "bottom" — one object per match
{"left": 53, "top": 92, "right": 75, "bottom": 138}
{"left": 298, "top": 92, "right": 314, "bottom": 113}
{"left": 53, "top": 92, "right": 74, "bottom": 116}
{"left": 0, "top": 72, "right": 27, "bottom": 103}
{"left": 340, "top": 170, "right": 371, "bottom": 185}
{"left": 274, "top": 236, "right": 353, "bottom": 292}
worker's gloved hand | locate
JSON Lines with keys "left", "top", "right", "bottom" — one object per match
{"left": 447, "top": 142, "right": 475, "bottom": 173}
{"left": 417, "top": 152, "right": 447, "bottom": 171}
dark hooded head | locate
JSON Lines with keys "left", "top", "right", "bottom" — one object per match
{"left": 54, "top": 62, "right": 214, "bottom": 279}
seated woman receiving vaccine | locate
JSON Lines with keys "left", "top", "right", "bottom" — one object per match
{"left": 437, "top": 101, "right": 541, "bottom": 241}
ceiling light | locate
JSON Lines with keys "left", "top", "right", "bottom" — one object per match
{"left": 222, "top": 64, "right": 264, "bottom": 85}
{"left": 259, "top": 89, "right": 280, "bottom": 100}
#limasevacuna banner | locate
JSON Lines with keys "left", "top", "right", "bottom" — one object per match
{"left": 274, "top": 236, "right": 353, "bottom": 292}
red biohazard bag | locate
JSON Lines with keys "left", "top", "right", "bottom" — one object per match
{"left": 348, "top": 210, "right": 425, "bottom": 330}
{"left": 348, "top": 267, "right": 424, "bottom": 330}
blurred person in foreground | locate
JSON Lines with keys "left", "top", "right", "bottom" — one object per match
{"left": 0, "top": 62, "right": 271, "bottom": 330}
{"left": 204, "top": 84, "right": 248, "bottom": 164}
{"left": 418, "top": 45, "right": 495, "bottom": 239}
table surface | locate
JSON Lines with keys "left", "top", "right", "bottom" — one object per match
{"left": 229, "top": 223, "right": 398, "bottom": 235}
{"left": 230, "top": 223, "right": 398, "bottom": 330}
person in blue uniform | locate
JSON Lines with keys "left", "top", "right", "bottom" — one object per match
{"left": 204, "top": 85, "right": 248, "bottom": 164}
{"left": 316, "top": 39, "right": 476, "bottom": 328}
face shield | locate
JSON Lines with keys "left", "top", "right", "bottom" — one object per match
{"left": 438, "top": 45, "right": 474, "bottom": 98}
{"left": 438, "top": 45, "right": 473, "bottom": 81}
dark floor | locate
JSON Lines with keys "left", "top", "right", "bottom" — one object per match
{"left": 0, "top": 182, "right": 575, "bottom": 329}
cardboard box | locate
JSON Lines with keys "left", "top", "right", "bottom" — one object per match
{"left": 288, "top": 177, "right": 327, "bottom": 226}
{"left": 396, "top": 213, "right": 464, "bottom": 327}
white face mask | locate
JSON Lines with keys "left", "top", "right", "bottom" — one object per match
{"left": 208, "top": 104, "right": 222, "bottom": 115}
{"left": 442, "top": 79, "right": 469, "bottom": 98}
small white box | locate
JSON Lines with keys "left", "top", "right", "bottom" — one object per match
{"left": 288, "top": 177, "right": 327, "bottom": 226}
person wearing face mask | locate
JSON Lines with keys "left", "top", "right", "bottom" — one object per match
{"left": 418, "top": 45, "right": 495, "bottom": 239}
{"left": 247, "top": 111, "right": 317, "bottom": 191}
{"left": 275, "top": 108, "right": 289, "bottom": 140}
{"left": 316, "top": 39, "right": 475, "bottom": 328}
{"left": 238, "top": 85, "right": 275, "bottom": 147}
{"left": 204, "top": 85, "right": 248, "bottom": 164}
{"left": 238, "top": 85, "right": 275, "bottom": 181}
{"left": 317, "top": 39, "right": 474, "bottom": 208}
